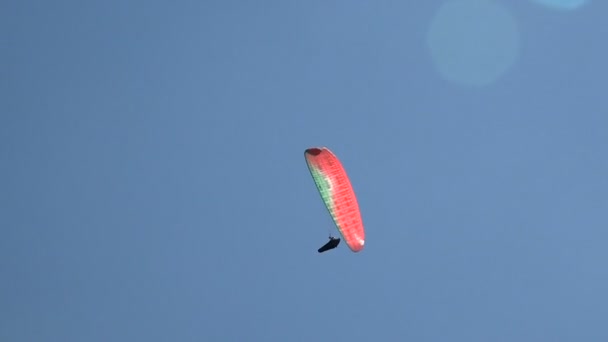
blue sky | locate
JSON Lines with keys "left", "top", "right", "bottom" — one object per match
{"left": 2, "top": 0, "right": 607, "bottom": 341}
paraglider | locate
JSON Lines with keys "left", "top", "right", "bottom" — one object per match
{"left": 317, "top": 236, "right": 341, "bottom": 253}
{"left": 304, "top": 147, "right": 365, "bottom": 253}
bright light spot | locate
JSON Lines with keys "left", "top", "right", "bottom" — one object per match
{"left": 353, "top": 235, "right": 364, "bottom": 246}
{"left": 427, "top": 0, "right": 520, "bottom": 87}
{"left": 530, "top": 0, "right": 589, "bottom": 10}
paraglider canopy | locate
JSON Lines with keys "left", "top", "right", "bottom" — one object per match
{"left": 304, "top": 147, "right": 365, "bottom": 253}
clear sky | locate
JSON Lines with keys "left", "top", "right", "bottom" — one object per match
{"left": 3, "top": 0, "right": 607, "bottom": 341}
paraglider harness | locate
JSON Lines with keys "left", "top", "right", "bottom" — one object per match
{"left": 318, "top": 235, "right": 341, "bottom": 253}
